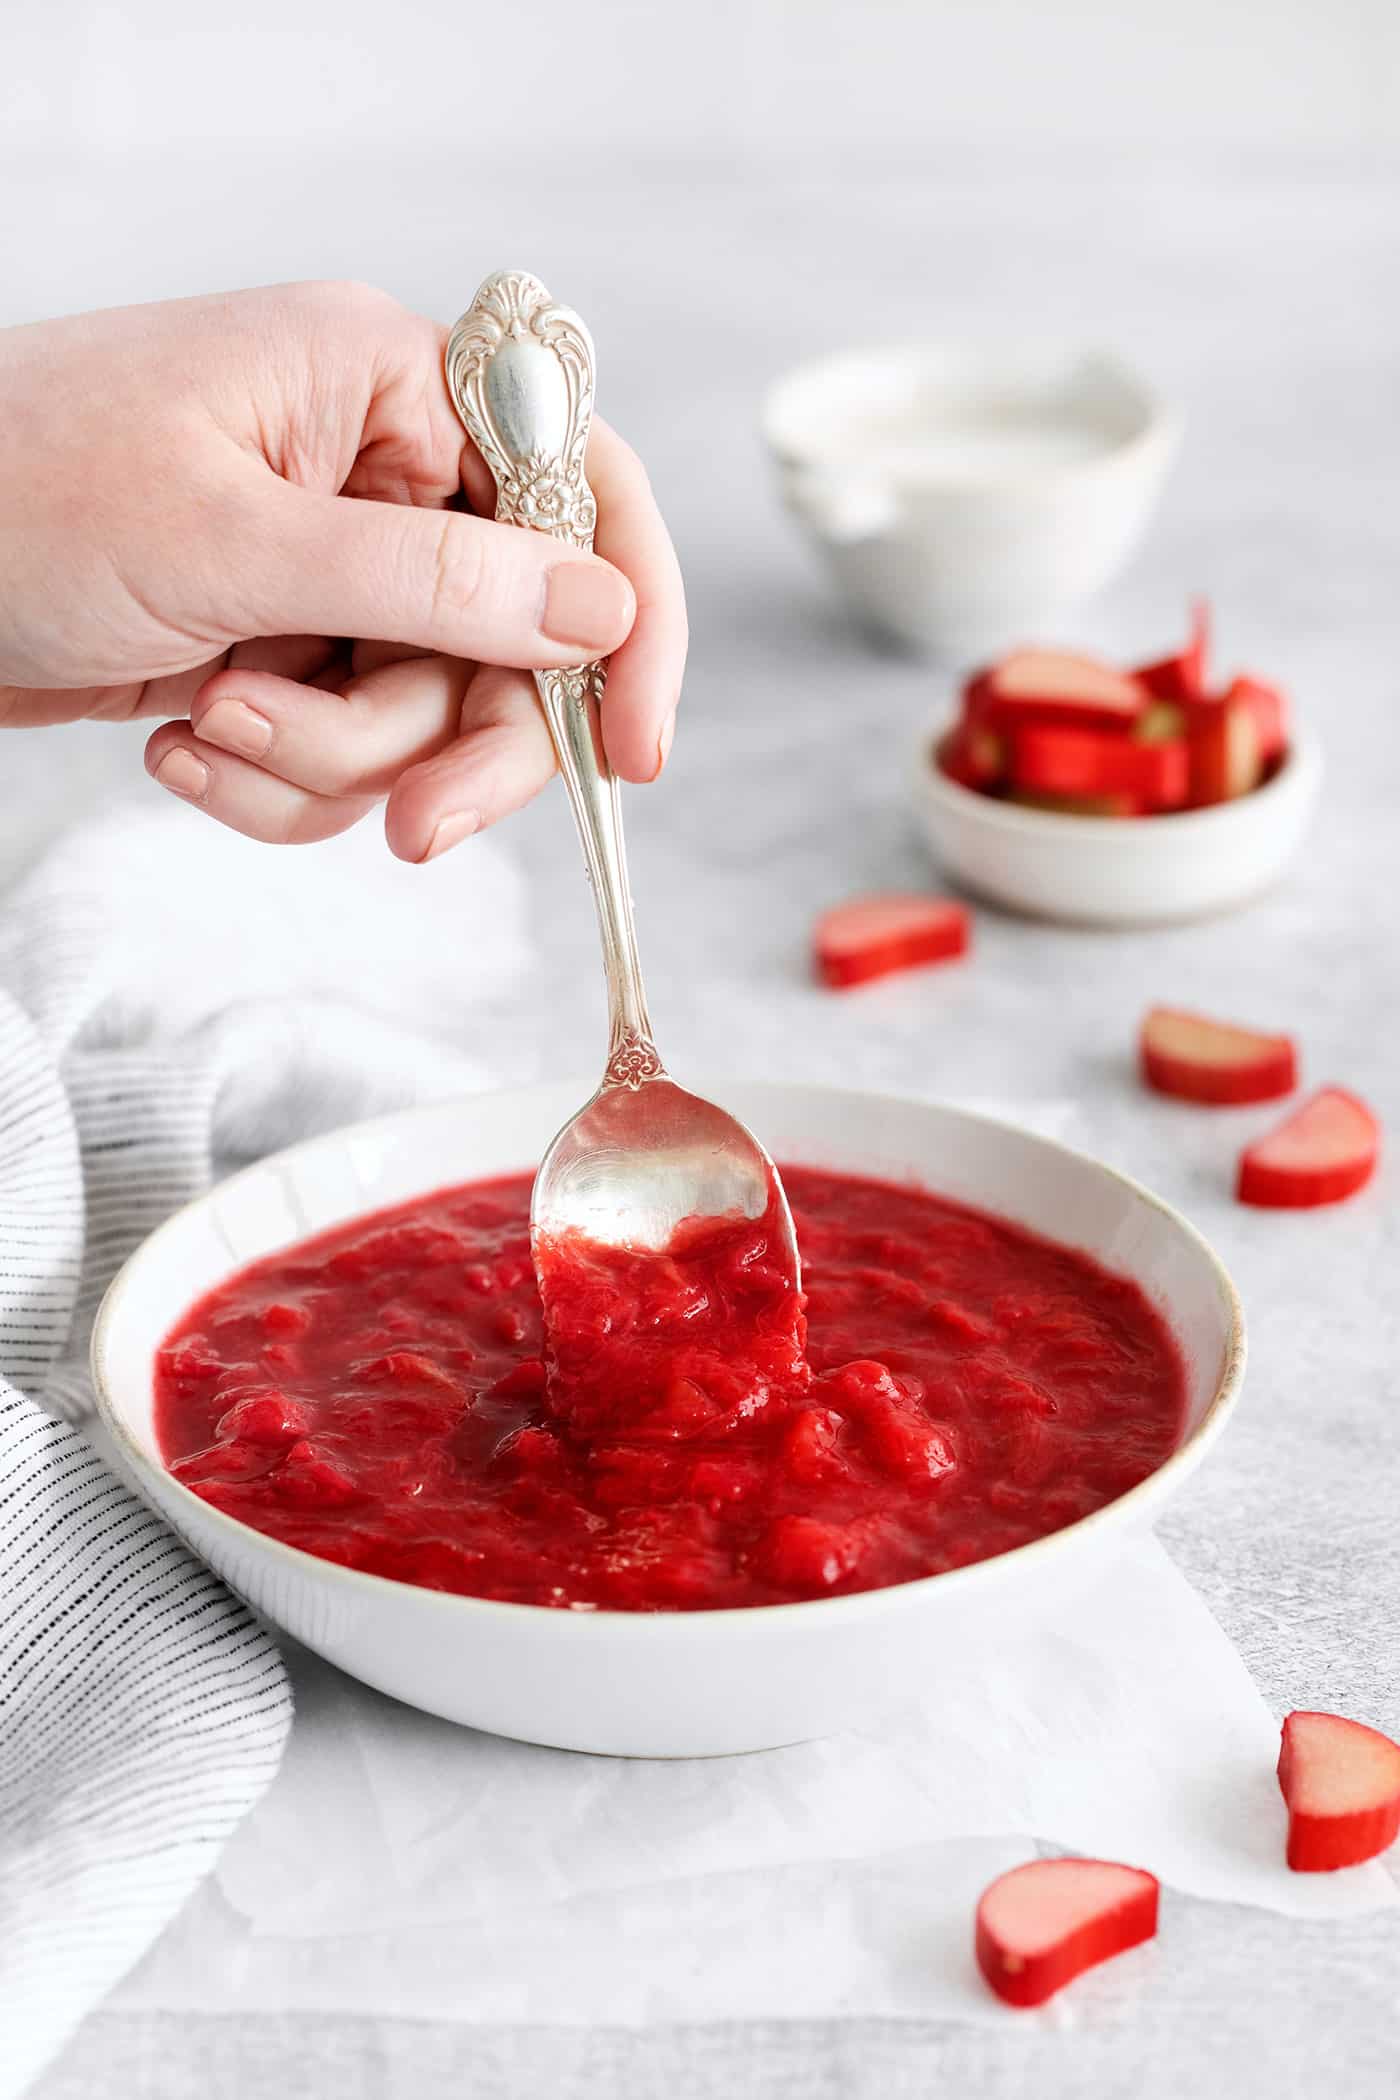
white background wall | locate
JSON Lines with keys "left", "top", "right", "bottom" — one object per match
{"left": 3, "top": 0, "right": 1397, "bottom": 164}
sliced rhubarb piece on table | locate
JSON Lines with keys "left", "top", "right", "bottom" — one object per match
{"left": 1278, "top": 1711, "right": 1400, "bottom": 1870}
{"left": 814, "top": 894, "right": 970, "bottom": 990}
{"left": 1140, "top": 1006, "right": 1297, "bottom": 1106}
{"left": 975, "top": 1858, "right": 1159, "bottom": 2008}
{"left": 1135, "top": 598, "right": 1211, "bottom": 705}
{"left": 1010, "top": 723, "right": 1188, "bottom": 811}
{"left": 978, "top": 649, "right": 1148, "bottom": 732}
{"left": 1237, "top": 1087, "right": 1380, "bottom": 1208}
{"left": 1223, "top": 673, "right": 1290, "bottom": 767}
{"left": 1188, "top": 691, "right": 1264, "bottom": 805}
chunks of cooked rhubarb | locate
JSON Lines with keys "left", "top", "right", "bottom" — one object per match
{"left": 1278, "top": 1711, "right": 1400, "bottom": 1871}
{"left": 1189, "top": 691, "right": 1264, "bottom": 805}
{"left": 1224, "top": 673, "right": 1290, "bottom": 767}
{"left": 753, "top": 1513, "right": 868, "bottom": 1591}
{"left": 1140, "top": 1007, "right": 1297, "bottom": 1106}
{"left": 975, "top": 649, "right": 1148, "bottom": 731}
{"left": 1010, "top": 723, "right": 1188, "bottom": 811}
{"left": 1237, "top": 1087, "right": 1379, "bottom": 1208}
{"left": 975, "top": 1858, "right": 1160, "bottom": 2008}
{"left": 1135, "top": 598, "right": 1211, "bottom": 705}
{"left": 814, "top": 894, "right": 970, "bottom": 990}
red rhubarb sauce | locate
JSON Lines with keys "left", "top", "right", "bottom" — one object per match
{"left": 155, "top": 1167, "right": 1186, "bottom": 1612}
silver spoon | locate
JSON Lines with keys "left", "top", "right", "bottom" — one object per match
{"left": 444, "top": 270, "right": 800, "bottom": 1278}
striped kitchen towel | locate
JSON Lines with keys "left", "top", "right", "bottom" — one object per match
{"left": 0, "top": 803, "right": 531, "bottom": 2095}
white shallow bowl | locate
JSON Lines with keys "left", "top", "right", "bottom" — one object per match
{"left": 93, "top": 1082, "right": 1244, "bottom": 1759}
{"left": 763, "top": 346, "right": 1179, "bottom": 658}
{"left": 915, "top": 727, "right": 1323, "bottom": 927}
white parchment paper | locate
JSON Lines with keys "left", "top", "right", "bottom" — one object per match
{"left": 113, "top": 1535, "right": 1394, "bottom": 2029}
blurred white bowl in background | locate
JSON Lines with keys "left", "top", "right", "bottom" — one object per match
{"left": 914, "top": 724, "right": 1323, "bottom": 926}
{"left": 763, "top": 346, "right": 1180, "bottom": 659}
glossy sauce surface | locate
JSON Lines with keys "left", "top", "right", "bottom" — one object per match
{"left": 156, "top": 1166, "right": 1186, "bottom": 1611}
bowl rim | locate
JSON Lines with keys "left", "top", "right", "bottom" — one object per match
{"left": 91, "top": 1080, "right": 1246, "bottom": 1642}
{"left": 761, "top": 342, "right": 1181, "bottom": 494}
{"left": 918, "top": 721, "right": 1323, "bottom": 839}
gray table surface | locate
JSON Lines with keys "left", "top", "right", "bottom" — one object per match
{"left": 6, "top": 149, "right": 1398, "bottom": 2096}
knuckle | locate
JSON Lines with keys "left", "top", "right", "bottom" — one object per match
{"left": 298, "top": 277, "right": 396, "bottom": 323}
{"left": 426, "top": 514, "right": 489, "bottom": 630}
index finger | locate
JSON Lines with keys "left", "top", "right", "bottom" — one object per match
{"left": 585, "top": 419, "right": 688, "bottom": 782}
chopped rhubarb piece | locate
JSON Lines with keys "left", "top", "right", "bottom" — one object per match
{"left": 975, "top": 1858, "right": 1159, "bottom": 2008}
{"left": 1224, "top": 673, "right": 1290, "bottom": 766}
{"left": 815, "top": 894, "right": 970, "bottom": 990}
{"left": 961, "top": 668, "right": 999, "bottom": 727}
{"left": 1010, "top": 723, "right": 1188, "bottom": 810}
{"left": 1136, "top": 699, "right": 1188, "bottom": 745}
{"left": 1140, "top": 1007, "right": 1297, "bottom": 1106}
{"left": 1135, "top": 598, "right": 1211, "bottom": 705}
{"left": 1237, "top": 1088, "right": 1380, "bottom": 1208}
{"left": 1008, "top": 790, "right": 1144, "bottom": 817}
{"left": 978, "top": 649, "right": 1148, "bottom": 731}
{"left": 1278, "top": 1711, "right": 1400, "bottom": 1871}
{"left": 1189, "top": 691, "right": 1264, "bottom": 805}
{"left": 937, "top": 723, "right": 1006, "bottom": 792}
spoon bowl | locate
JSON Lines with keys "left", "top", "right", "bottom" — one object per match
{"left": 445, "top": 270, "right": 799, "bottom": 1283}
{"left": 533, "top": 1072, "right": 796, "bottom": 1256}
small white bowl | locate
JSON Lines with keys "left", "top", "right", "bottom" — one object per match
{"left": 763, "top": 346, "right": 1180, "bottom": 658}
{"left": 915, "top": 728, "right": 1323, "bottom": 927}
{"left": 92, "top": 1082, "right": 1243, "bottom": 1759}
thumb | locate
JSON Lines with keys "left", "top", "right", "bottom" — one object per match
{"left": 239, "top": 482, "right": 636, "bottom": 667}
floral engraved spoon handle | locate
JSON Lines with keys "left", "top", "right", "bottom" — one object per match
{"left": 444, "top": 270, "right": 661, "bottom": 1092}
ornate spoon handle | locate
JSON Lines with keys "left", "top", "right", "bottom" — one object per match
{"left": 444, "top": 270, "right": 662, "bottom": 1090}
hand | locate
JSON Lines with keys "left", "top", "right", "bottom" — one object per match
{"left": 0, "top": 281, "right": 687, "bottom": 858}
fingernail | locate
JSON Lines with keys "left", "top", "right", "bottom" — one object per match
{"left": 196, "top": 697, "right": 273, "bottom": 760}
{"left": 542, "top": 562, "right": 633, "bottom": 651}
{"left": 420, "top": 809, "right": 482, "bottom": 863}
{"left": 655, "top": 709, "right": 677, "bottom": 778}
{"left": 154, "top": 748, "right": 212, "bottom": 804}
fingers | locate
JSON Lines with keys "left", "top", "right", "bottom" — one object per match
{"left": 156, "top": 657, "right": 557, "bottom": 856}
{"left": 1, "top": 684, "right": 145, "bottom": 727}
{"left": 228, "top": 634, "right": 345, "bottom": 681}
{"left": 143, "top": 721, "right": 376, "bottom": 845}
{"left": 190, "top": 655, "right": 472, "bottom": 797}
{"left": 237, "top": 481, "right": 637, "bottom": 674}
{"left": 587, "top": 419, "right": 688, "bottom": 783}
{"left": 133, "top": 635, "right": 345, "bottom": 722}
{"left": 0, "top": 637, "right": 347, "bottom": 728}
{"left": 384, "top": 667, "right": 556, "bottom": 863}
